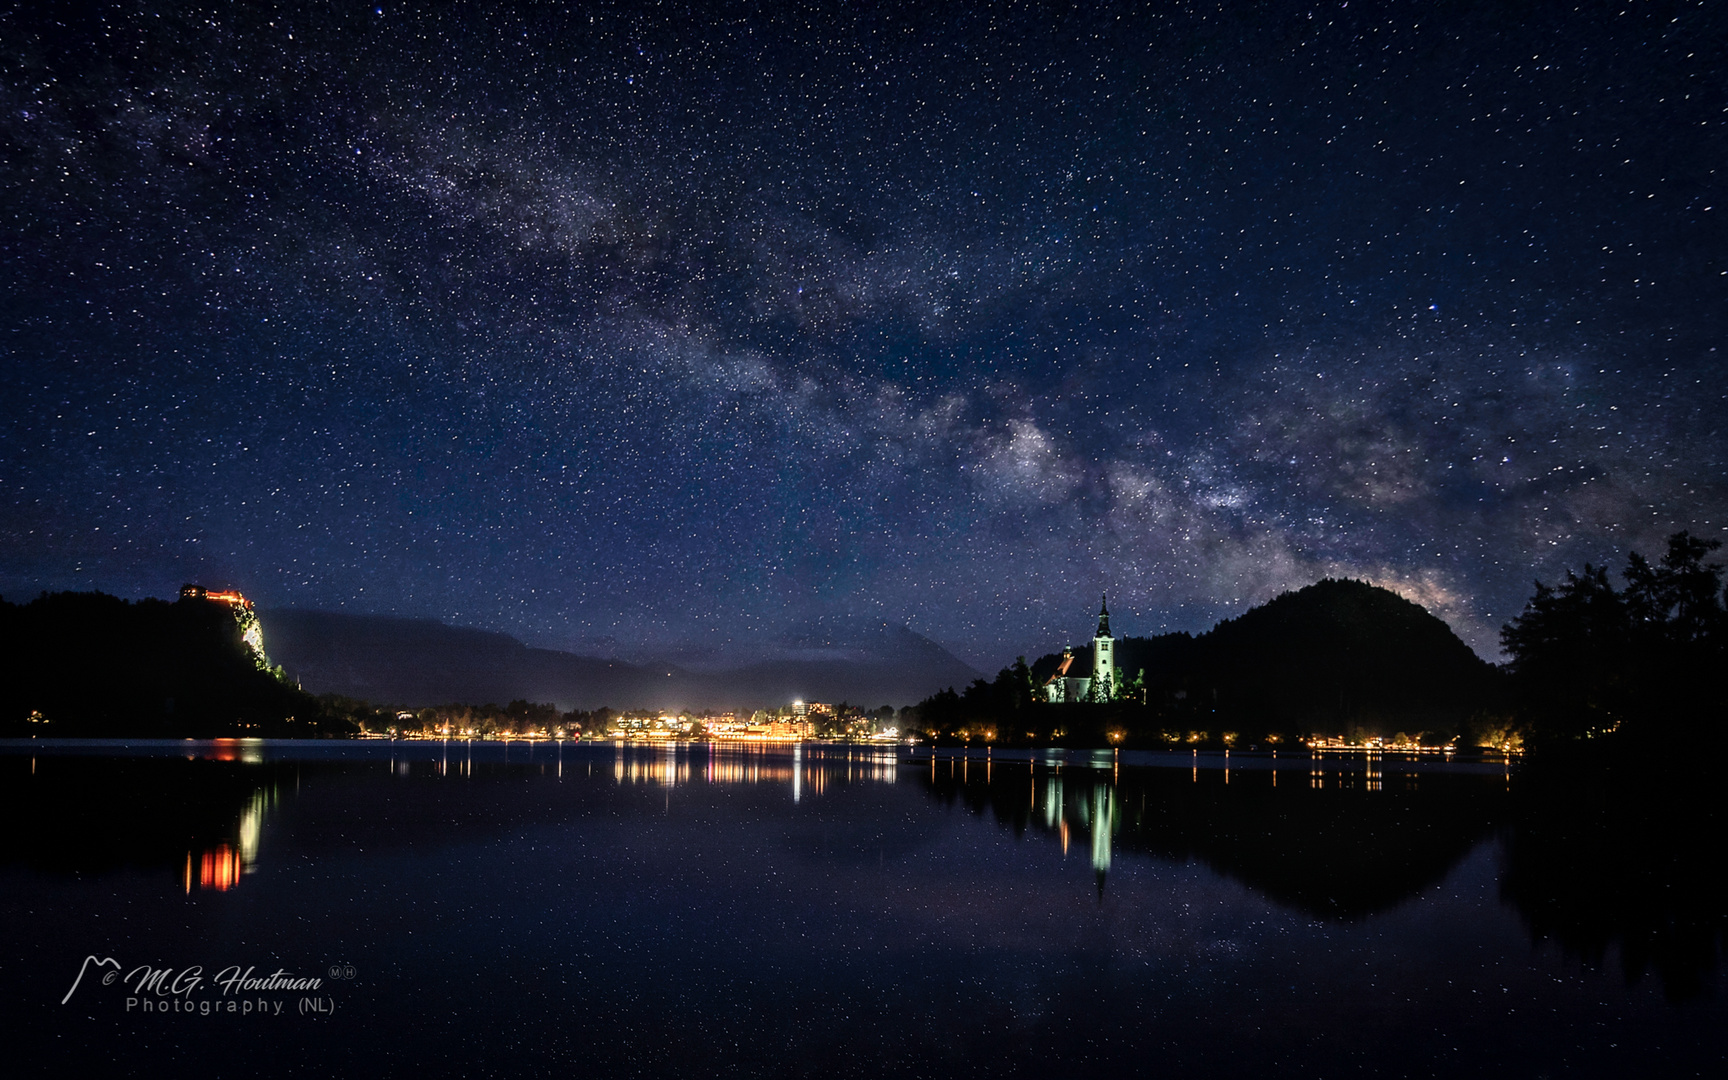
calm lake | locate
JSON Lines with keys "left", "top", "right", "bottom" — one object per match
{"left": 3, "top": 739, "right": 1723, "bottom": 1077}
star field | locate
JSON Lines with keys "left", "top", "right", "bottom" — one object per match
{"left": 3, "top": 1, "right": 1724, "bottom": 666}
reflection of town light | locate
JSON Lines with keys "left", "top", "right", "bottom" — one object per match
{"left": 203, "top": 846, "right": 240, "bottom": 890}
{"left": 185, "top": 845, "right": 241, "bottom": 892}
{"left": 183, "top": 787, "right": 270, "bottom": 893}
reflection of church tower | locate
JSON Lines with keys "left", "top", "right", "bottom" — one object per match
{"left": 1091, "top": 594, "right": 1115, "bottom": 702}
{"left": 1091, "top": 782, "right": 1116, "bottom": 898}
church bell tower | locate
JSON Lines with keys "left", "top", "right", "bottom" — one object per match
{"left": 1092, "top": 594, "right": 1115, "bottom": 702}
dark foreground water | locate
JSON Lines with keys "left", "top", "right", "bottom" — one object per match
{"left": 2, "top": 739, "right": 1724, "bottom": 1078}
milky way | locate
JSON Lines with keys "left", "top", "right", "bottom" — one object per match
{"left": 3, "top": 1, "right": 1724, "bottom": 666}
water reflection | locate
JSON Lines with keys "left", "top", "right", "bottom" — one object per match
{"left": 599, "top": 741, "right": 900, "bottom": 791}
{"left": 0, "top": 752, "right": 287, "bottom": 889}
{"left": 920, "top": 748, "right": 1505, "bottom": 917}
{"left": 0, "top": 741, "right": 909, "bottom": 893}
{"left": 1503, "top": 758, "right": 1728, "bottom": 1002}
{"left": 202, "top": 738, "right": 267, "bottom": 764}
{"left": 182, "top": 787, "right": 271, "bottom": 892}
{"left": 5, "top": 743, "right": 1494, "bottom": 908}
{"left": 3, "top": 740, "right": 1721, "bottom": 1002}
{"left": 913, "top": 745, "right": 1728, "bottom": 1000}
{"left": 1089, "top": 783, "right": 1115, "bottom": 887}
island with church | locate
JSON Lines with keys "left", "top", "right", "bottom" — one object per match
{"left": 911, "top": 581, "right": 1502, "bottom": 750}
{"left": 912, "top": 531, "right": 1724, "bottom": 754}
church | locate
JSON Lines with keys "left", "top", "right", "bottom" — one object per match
{"left": 1043, "top": 595, "right": 1117, "bottom": 703}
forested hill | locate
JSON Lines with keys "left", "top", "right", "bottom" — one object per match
{"left": 1031, "top": 579, "right": 1499, "bottom": 739}
{"left": 0, "top": 591, "right": 339, "bottom": 737}
{"left": 1170, "top": 579, "right": 1494, "bottom": 732}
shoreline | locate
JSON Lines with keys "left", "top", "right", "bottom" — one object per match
{"left": 0, "top": 736, "right": 1522, "bottom": 772}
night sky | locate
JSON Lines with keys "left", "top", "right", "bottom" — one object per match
{"left": 3, "top": 1, "right": 1724, "bottom": 668}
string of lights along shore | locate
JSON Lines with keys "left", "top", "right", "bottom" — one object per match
{"left": 2, "top": 2, "right": 1722, "bottom": 672}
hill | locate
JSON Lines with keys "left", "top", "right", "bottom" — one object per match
{"left": 0, "top": 591, "right": 337, "bottom": 737}
{"left": 1145, "top": 578, "right": 1498, "bottom": 737}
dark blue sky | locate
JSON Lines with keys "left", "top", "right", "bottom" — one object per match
{"left": 3, "top": 0, "right": 1723, "bottom": 667}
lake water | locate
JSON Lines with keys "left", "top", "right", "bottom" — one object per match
{"left": 3, "top": 739, "right": 1723, "bottom": 1077}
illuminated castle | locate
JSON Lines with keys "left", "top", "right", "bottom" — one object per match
{"left": 180, "top": 584, "right": 269, "bottom": 669}
{"left": 1044, "top": 595, "right": 1117, "bottom": 703}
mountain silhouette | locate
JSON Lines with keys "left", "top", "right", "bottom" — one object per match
{"left": 262, "top": 609, "right": 978, "bottom": 711}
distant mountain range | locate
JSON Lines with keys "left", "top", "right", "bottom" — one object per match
{"left": 260, "top": 609, "right": 981, "bottom": 711}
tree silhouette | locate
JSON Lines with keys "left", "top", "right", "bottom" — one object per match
{"left": 1502, "top": 532, "right": 1725, "bottom": 745}
{"left": 1500, "top": 564, "right": 1631, "bottom": 742}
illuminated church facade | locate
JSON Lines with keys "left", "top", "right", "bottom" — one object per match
{"left": 1043, "top": 595, "right": 1117, "bottom": 703}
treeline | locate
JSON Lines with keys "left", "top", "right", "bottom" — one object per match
{"left": 319, "top": 696, "right": 594, "bottom": 737}
{"left": 0, "top": 591, "right": 352, "bottom": 737}
{"left": 321, "top": 700, "right": 912, "bottom": 739}
{"left": 1500, "top": 531, "right": 1725, "bottom": 747}
{"left": 913, "top": 579, "right": 1501, "bottom": 748}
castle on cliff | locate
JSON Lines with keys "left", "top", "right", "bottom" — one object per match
{"left": 180, "top": 584, "right": 270, "bottom": 670}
